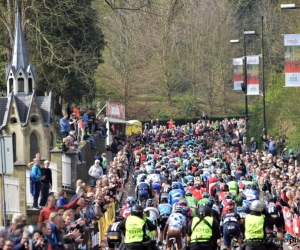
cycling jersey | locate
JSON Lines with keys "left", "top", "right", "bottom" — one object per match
{"left": 166, "top": 213, "right": 186, "bottom": 230}
{"left": 158, "top": 203, "right": 172, "bottom": 216}
{"left": 168, "top": 189, "right": 185, "bottom": 205}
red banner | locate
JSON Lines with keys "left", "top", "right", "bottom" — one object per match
{"left": 282, "top": 206, "right": 300, "bottom": 237}
{"left": 106, "top": 102, "right": 125, "bottom": 119}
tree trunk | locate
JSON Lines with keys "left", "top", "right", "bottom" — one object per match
{"left": 55, "top": 95, "right": 63, "bottom": 116}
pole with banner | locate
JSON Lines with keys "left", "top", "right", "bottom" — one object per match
{"left": 247, "top": 55, "right": 260, "bottom": 95}
{"left": 284, "top": 34, "right": 300, "bottom": 87}
{"left": 233, "top": 58, "right": 243, "bottom": 90}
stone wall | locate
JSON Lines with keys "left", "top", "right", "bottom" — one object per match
{"left": 76, "top": 133, "right": 106, "bottom": 185}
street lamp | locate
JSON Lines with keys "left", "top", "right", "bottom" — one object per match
{"left": 230, "top": 30, "right": 256, "bottom": 123}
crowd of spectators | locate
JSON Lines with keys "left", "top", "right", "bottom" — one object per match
{"left": 3, "top": 113, "right": 300, "bottom": 249}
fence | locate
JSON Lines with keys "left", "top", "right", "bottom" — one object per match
{"left": 62, "top": 155, "right": 72, "bottom": 189}
{"left": 4, "top": 176, "right": 20, "bottom": 214}
{"left": 26, "top": 170, "right": 33, "bottom": 208}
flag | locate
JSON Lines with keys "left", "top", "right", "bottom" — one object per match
{"left": 233, "top": 58, "right": 243, "bottom": 90}
{"left": 284, "top": 34, "right": 300, "bottom": 87}
{"left": 247, "top": 55, "right": 260, "bottom": 95}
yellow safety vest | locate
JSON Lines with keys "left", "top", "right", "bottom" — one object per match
{"left": 245, "top": 214, "right": 265, "bottom": 240}
{"left": 125, "top": 215, "right": 145, "bottom": 243}
{"left": 190, "top": 216, "right": 213, "bottom": 243}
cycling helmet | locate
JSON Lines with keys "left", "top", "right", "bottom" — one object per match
{"left": 172, "top": 184, "right": 179, "bottom": 189}
{"left": 240, "top": 176, "right": 246, "bottom": 181}
{"left": 197, "top": 205, "right": 212, "bottom": 218}
{"left": 225, "top": 193, "right": 233, "bottom": 200}
{"left": 250, "top": 200, "right": 265, "bottom": 212}
{"left": 187, "top": 180, "right": 194, "bottom": 186}
{"left": 202, "top": 192, "right": 209, "bottom": 199}
{"left": 187, "top": 171, "right": 193, "bottom": 176}
{"left": 148, "top": 169, "right": 154, "bottom": 174}
{"left": 146, "top": 199, "right": 154, "bottom": 207}
{"left": 161, "top": 196, "right": 168, "bottom": 203}
{"left": 227, "top": 175, "right": 233, "bottom": 181}
{"left": 268, "top": 195, "right": 278, "bottom": 203}
{"left": 173, "top": 205, "right": 183, "bottom": 213}
{"left": 289, "top": 149, "right": 295, "bottom": 155}
{"left": 172, "top": 176, "right": 178, "bottom": 182}
{"left": 245, "top": 184, "right": 253, "bottom": 190}
{"left": 131, "top": 205, "right": 143, "bottom": 217}
{"left": 235, "top": 195, "right": 243, "bottom": 206}
{"left": 194, "top": 183, "right": 201, "bottom": 189}
{"left": 140, "top": 175, "right": 146, "bottom": 182}
{"left": 246, "top": 176, "right": 252, "bottom": 181}
{"left": 205, "top": 200, "right": 213, "bottom": 208}
{"left": 185, "top": 190, "right": 193, "bottom": 196}
{"left": 115, "top": 216, "right": 125, "bottom": 222}
{"left": 179, "top": 198, "right": 188, "bottom": 206}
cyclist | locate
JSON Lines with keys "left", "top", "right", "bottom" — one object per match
{"left": 227, "top": 175, "right": 239, "bottom": 197}
{"left": 163, "top": 206, "right": 186, "bottom": 250}
{"left": 144, "top": 199, "right": 160, "bottom": 223}
{"left": 106, "top": 216, "right": 124, "bottom": 250}
{"left": 220, "top": 201, "right": 243, "bottom": 250}
{"left": 168, "top": 184, "right": 184, "bottom": 205}
{"left": 120, "top": 196, "right": 136, "bottom": 218}
{"left": 136, "top": 176, "right": 152, "bottom": 207}
{"left": 185, "top": 190, "right": 198, "bottom": 217}
{"left": 172, "top": 197, "right": 192, "bottom": 218}
{"left": 197, "top": 191, "right": 210, "bottom": 206}
{"left": 205, "top": 199, "right": 220, "bottom": 224}
{"left": 158, "top": 196, "right": 172, "bottom": 242}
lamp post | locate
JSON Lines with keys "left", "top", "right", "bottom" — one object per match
{"left": 261, "top": 16, "right": 267, "bottom": 136}
{"left": 230, "top": 30, "right": 256, "bottom": 123}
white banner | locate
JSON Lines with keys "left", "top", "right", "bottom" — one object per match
{"left": 284, "top": 34, "right": 300, "bottom": 87}
{"left": 233, "top": 58, "right": 243, "bottom": 90}
{"left": 246, "top": 55, "right": 260, "bottom": 95}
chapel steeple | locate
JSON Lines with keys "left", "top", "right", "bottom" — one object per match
{"left": 6, "top": 7, "right": 35, "bottom": 95}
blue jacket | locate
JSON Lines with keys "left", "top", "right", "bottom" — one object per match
{"left": 56, "top": 197, "right": 68, "bottom": 206}
{"left": 31, "top": 164, "right": 41, "bottom": 182}
{"left": 60, "top": 118, "right": 70, "bottom": 132}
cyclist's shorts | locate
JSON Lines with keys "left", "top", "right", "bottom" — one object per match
{"left": 223, "top": 223, "right": 240, "bottom": 247}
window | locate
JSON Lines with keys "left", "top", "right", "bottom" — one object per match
{"left": 28, "top": 78, "right": 33, "bottom": 93}
{"left": 9, "top": 78, "right": 13, "bottom": 93}
{"left": 18, "top": 78, "right": 24, "bottom": 92}
{"left": 30, "top": 132, "right": 39, "bottom": 161}
{"left": 30, "top": 116, "right": 38, "bottom": 125}
{"left": 12, "top": 133, "right": 16, "bottom": 162}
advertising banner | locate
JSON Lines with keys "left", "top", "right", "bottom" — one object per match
{"left": 247, "top": 55, "right": 260, "bottom": 95}
{"left": 284, "top": 34, "right": 300, "bottom": 87}
{"left": 233, "top": 58, "right": 243, "bottom": 90}
{"left": 106, "top": 101, "right": 125, "bottom": 119}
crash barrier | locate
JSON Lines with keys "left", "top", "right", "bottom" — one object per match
{"left": 76, "top": 202, "right": 116, "bottom": 249}
{"left": 77, "top": 225, "right": 99, "bottom": 250}
{"left": 282, "top": 206, "right": 300, "bottom": 237}
{"left": 97, "top": 201, "right": 116, "bottom": 246}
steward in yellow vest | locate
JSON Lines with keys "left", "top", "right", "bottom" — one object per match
{"left": 186, "top": 205, "right": 221, "bottom": 250}
{"left": 118, "top": 205, "right": 157, "bottom": 250}
{"left": 243, "top": 200, "right": 276, "bottom": 250}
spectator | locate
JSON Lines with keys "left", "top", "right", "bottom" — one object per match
{"left": 38, "top": 194, "right": 80, "bottom": 224}
{"left": 56, "top": 191, "right": 68, "bottom": 207}
{"left": 88, "top": 160, "right": 103, "bottom": 187}
{"left": 167, "top": 119, "right": 175, "bottom": 129}
{"left": 39, "top": 160, "right": 52, "bottom": 208}
{"left": 83, "top": 128, "right": 97, "bottom": 149}
{"left": 7, "top": 214, "right": 23, "bottom": 235}
{"left": 12, "top": 231, "right": 29, "bottom": 250}
{"left": 72, "top": 105, "right": 81, "bottom": 119}
{"left": 75, "top": 180, "right": 85, "bottom": 194}
{"left": 250, "top": 137, "right": 258, "bottom": 152}
{"left": 31, "top": 158, "right": 44, "bottom": 210}
{"left": 60, "top": 114, "right": 70, "bottom": 139}
{"left": 3, "top": 239, "right": 14, "bottom": 250}
{"left": 68, "top": 113, "right": 77, "bottom": 132}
